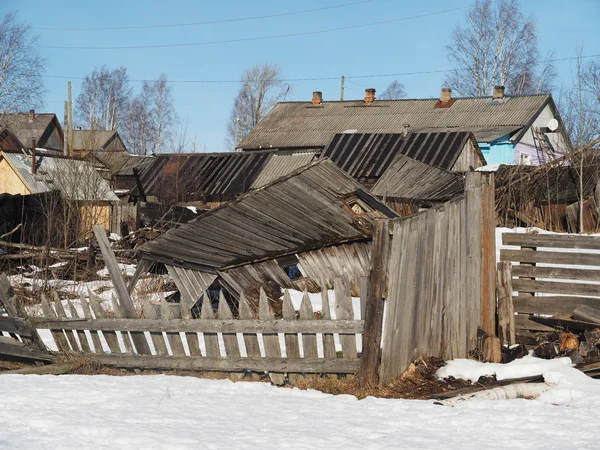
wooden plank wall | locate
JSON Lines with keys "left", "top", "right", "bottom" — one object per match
{"left": 500, "top": 232, "right": 600, "bottom": 333}
{"left": 30, "top": 282, "right": 363, "bottom": 382}
{"left": 379, "top": 172, "right": 494, "bottom": 386}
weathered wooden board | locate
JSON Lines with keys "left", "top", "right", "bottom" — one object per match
{"left": 513, "top": 295, "right": 600, "bottom": 315}
{"left": 502, "top": 233, "right": 600, "bottom": 250}
{"left": 511, "top": 265, "right": 600, "bottom": 282}
{"left": 259, "top": 289, "right": 284, "bottom": 384}
{"left": 161, "top": 298, "right": 186, "bottom": 356}
{"left": 0, "top": 336, "right": 54, "bottom": 362}
{"left": 573, "top": 304, "right": 600, "bottom": 325}
{"left": 0, "top": 317, "right": 31, "bottom": 336}
{"left": 299, "top": 290, "right": 318, "bottom": 359}
{"left": 239, "top": 294, "right": 260, "bottom": 358}
{"left": 218, "top": 292, "right": 240, "bottom": 358}
{"left": 200, "top": 294, "right": 220, "bottom": 358}
{"left": 512, "top": 279, "right": 600, "bottom": 297}
{"left": 142, "top": 297, "right": 168, "bottom": 356}
{"left": 80, "top": 294, "right": 103, "bottom": 353}
{"left": 334, "top": 278, "right": 357, "bottom": 359}
{"left": 500, "top": 249, "right": 600, "bottom": 266}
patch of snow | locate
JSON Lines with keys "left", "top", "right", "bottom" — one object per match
{"left": 109, "top": 233, "right": 121, "bottom": 241}
{"left": 476, "top": 164, "right": 501, "bottom": 172}
{"left": 97, "top": 263, "right": 137, "bottom": 278}
{"left": 186, "top": 205, "right": 198, "bottom": 214}
{"left": 1, "top": 375, "right": 600, "bottom": 448}
{"left": 48, "top": 261, "right": 68, "bottom": 268}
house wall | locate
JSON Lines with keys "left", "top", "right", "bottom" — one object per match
{"left": 79, "top": 203, "right": 111, "bottom": 232}
{"left": 479, "top": 137, "right": 515, "bottom": 165}
{"left": 519, "top": 104, "right": 570, "bottom": 154}
{"left": 39, "top": 121, "right": 63, "bottom": 151}
{"left": 451, "top": 141, "right": 484, "bottom": 172}
{"left": 104, "top": 136, "right": 126, "bottom": 152}
{"left": 0, "top": 159, "right": 31, "bottom": 195}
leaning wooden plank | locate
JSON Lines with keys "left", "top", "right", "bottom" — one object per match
{"left": 41, "top": 294, "right": 70, "bottom": 352}
{"left": 0, "top": 362, "right": 74, "bottom": 375}
{"left": 239, "top": 293, "right": 261, "bottom": 358}
{"left": 299, "top": 290, "right": 318, "bottom": 358}
{"left": 502, "top": 233, "right": 600, "bottom": 250}
{"left": 111, "top": 295, "right": 135, "bottom": 354}
{"left": 497, "top": 261, "right": 515, "bottom": 346}
{"left": 512, "top": 279, "right": 600, "bottom": 297}
{"left": 320, "top": 285, "right": 337, "bottom": 360}
{"left": 529, "top": 315, "right": 599, "bottom": 333}
{"left": 218, "top": 292, "right": 240, "bottom": 357}
{"left": 282, "top": 289, "right": 301, "bottom": 383}
{"left": 514, "top": 314, "right": 555, "bottom": 332}
{"left": 127, "top": 258, "right": 152, "bottom": 296}
{"left": 30, "top": 318, "right": 365, "bottom": 333}
{"left": 52, "top": 292, "right": 79, "bottom": 351}
{"left": 200, "top": 293, "right": 220, "bottom": 358}
{"left": 90, "top": 354, "right": 361, "bottom": 373}
{"left": 166, "top": 265, "right": 201, "bottom": 356}
{"left": 80, "top": 293, "right": 103, "bottom": 353}
{"left": 93, "top": 225, "right": 151, "bottom": 355}
{"left": 513, "top": 295, "right": 600, "bottom": 316}
{"left": 67, "top": 298, "right": 90, "bottom": 353}
{"left": 573, "top": 305, "right": 600, "bottom": 326}
{"left": 161, "top": 298, "right": 186, "bottom": 356}
{"left": 0, "top": 336, "right": 54, "bottom": 362}
{"left": 141, "top": 296, "right": 168, "bottom": 356}
{"left": 259, "top": 288, "right": 284, "bottom": 384}
{"left": 89, "top": 296, "right": 121, "bottom": 354}
{"left": 500, "top": 249, "right": 600, "bottom": 267}
{"left": 0, "top": 317, "right": 32, "bottom": 336}
{"left": 335, "top": 278, "right": 357, "bottom": 359}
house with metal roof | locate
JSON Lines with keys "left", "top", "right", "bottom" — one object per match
{"left": 137, "top": 158, "right": 398, "bottom": 298}
{"left": 72, "top": 129, "right": 127, "bottom": 157}
{"left": 238, "top": 87, "right": 571, "bottom": 166}
{"left": 0, "top": 110, "right": 64, "bottom": 152}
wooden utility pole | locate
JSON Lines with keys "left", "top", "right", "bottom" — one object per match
{"left": 340, "top": 75, "right": 345, "bottom": 101}
{"left": 67, "top": 81, "right": 73, "bottom": 157}
{"left": 63, "top": 101, "right": 69, "bottom": 156}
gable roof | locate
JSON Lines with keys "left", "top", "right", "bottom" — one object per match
{"left": 321, "top": 131, "right": 481, "bottom": 183}
{"left": 0, "top": 113, "right": 62, "bottom": 150}
{"left": 1, "top": 151, "right": 118, "bottom": 202}
{"left": 138, "top": 159, "right": 397, "bottom": 271}
{"left": 238, "top": 94, "right": 552, "bottom": 150}
{"left": 93, "top": 151, "right": 153, "bottom": 176}
{"left": 72, "top": 130, "right": 122, "bottom": 151}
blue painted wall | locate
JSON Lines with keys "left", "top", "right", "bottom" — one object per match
{"left": 479, "top": 134, "right": 515, "bottom": 165}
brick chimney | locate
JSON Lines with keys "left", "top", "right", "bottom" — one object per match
{"left": 30, "top": 138, "right": 36, "bottom": 175}
{"left": 364, "top": 88, "right": 376, "bottom": 104}
{"left": 493, "top": 85, "right": 505, "bottom": 99}
{"left": 440, "top": 88, "right": 452, "bottom": 103}
{"left": 28, "top": 109, "right": 35, "bottom": 122}
{"left": 312, "top": 91, "right": 323, "bottom": 105}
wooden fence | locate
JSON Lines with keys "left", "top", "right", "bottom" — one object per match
{"left": 361, "top": 172, "right": 496, "bottom": 386}
{"left": 499, "top": 232, "right": 600, "bottom": 339}
{"left": 19, "top": 280, "right": 363, "bottom": 382}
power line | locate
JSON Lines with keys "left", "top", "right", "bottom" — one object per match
{"left": 42, "top": 53, "right": 600, "bottom": 84}
{"left": 35, "top": 0, "right": 376, "bottom": 31}
{"left": 39, "top": 6, "right": 472, "bottom": 50}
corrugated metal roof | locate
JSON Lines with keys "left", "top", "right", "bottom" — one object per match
{"left": 133, "top": 149, "right": 320, "bottom": 202}
{"left": 250, "top": 150, "right": 317, "bottom": 188}
{"left": 2, "top": 152, "right": 118, "bottom": 202}
{"left": 138, "top": 159, "right": 397, "bottom": 271}
{"left": 371, "top": 154, "right": 464, "bottom": 201}
{"left": 320, "top": 132, "right": 476, "bottom": 184}
{"left": 239, "top": 95, "right": 551, "bottom": 149}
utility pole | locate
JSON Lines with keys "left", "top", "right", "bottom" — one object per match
{"left": 234, "top": 110, "right": 240, "bottom": 151}
{"left": 68, "top": 81, "right": 73, "bottom": 157}
{"left": 340, "top": 75, "right": 345, "bottom": 101}
{"left": 63, "top": 101, "right": 69, "bottom": 156}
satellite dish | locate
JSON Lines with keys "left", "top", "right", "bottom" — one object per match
{"left": 547, "top": 118, "right": 559, "bottom": 132}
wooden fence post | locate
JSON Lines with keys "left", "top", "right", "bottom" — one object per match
{"left": 497, "top": 261, "right": 515, "bottom": 345}
{"left": 93, "top": 225, "right": 151, "bottom": 355}
{"left": 358, "top": 219, "right": 390, "bottom": 387}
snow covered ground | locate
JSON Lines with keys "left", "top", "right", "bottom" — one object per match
{"left": 2, "top": 362, "right": 600, "bottom": 450}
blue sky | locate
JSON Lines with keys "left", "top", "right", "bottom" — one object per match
{"left": 2, "top": 0, "right": 599, "bottom": 151}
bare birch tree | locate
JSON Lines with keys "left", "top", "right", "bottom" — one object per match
{"left": 379, "top": 80, "right": 407, "bottom": 100}
{"left": 0, "top": 12, "right": 46, "bottom": 113}
{"left": 147, "top": 74, "right": 176, "bottom": 154}
{"left": 226, "top": 63, "right": 287, "bottom": 150}
{"left": 444, "top": 0, "right": 555, "bottom": 96}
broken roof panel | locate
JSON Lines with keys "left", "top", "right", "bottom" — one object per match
{"left": 238, "top": 95, "right": 551, "bottom": 149}
{"left": 138, "top": 159, "right": 397, "bottom": 271}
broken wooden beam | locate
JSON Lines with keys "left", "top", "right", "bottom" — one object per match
{"left": 573, "top": 304, "right": 600, "bottom": 326}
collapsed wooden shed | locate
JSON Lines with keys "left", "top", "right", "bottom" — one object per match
{"left": 137, "top": 159, "right": 398, "bottom": 301}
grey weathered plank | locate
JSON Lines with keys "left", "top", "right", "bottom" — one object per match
{"left": 259, "top": 288, "right": 284, "bottom": 384}
{"left": 173, "top": 271, "right": 202, "bottom": 357}
{"left": 239, "top": 293, "right": 260, "bottom": 358}
{"left": 200, "top": 293, "right": 220, "bottom": 357}
{"left": 573, "top": 304, "right": 600, "bottom": 325}
{"left": 89, "top": 297, "right": 121, "bottom": 354}
{"left": 80, "top": 294, "right": 103, "bottom": 353}
{"left": 502, "top": 233, "right": 600, "bottom": 250}
{"left": 514, "top": 314, "right": 555, "bottom": 332}
{"left": 0, "top": 317, "right": 31, "bottom": 336}
{"left": 497, "top": 261, "right": 515, "bottom": 346}
{"left": 161, "top": 298, "right": 186, "bottom": 356}
{"left": 334, "top": 278, "right": 357, "bottom": 359}
{"left": 0, "top": 336, "right": 55, "bottom": 362}
{"left": 31, "top": 317, "right": 364, "bottom": 334}
{"left": 127, "top": 258, "right": 152, "bottom": 295}
{"left": 111, "top": 295, "right": 134, "bottom": 354}
{"left": 512, "top": 279, "right": 600, "bottom": 297}
{"left": 67, "top": 298, "right": 90, "bottom": 353}
{"left": 93, "top": 225, "right": 151, "bottom": 355}
{"left": 41, "top": 294, "right": 70, "bottom": 352}
{"left": 281, "top": 289, "right": 301, "bottom": 383}
{"left": 141, "top": 296, "right": 169, "bottom": 356}
{"left": 500, "top": 249, "right": 600, "bottom": 267}
{"left": 89, "top": 354, "right": 360, "bottom": 373}
{"left": 53, "top": 292, "right": 79, "bottom": 351}
{"left": 513, "top": 295, "right": 600, "bottom": 315}
{"left": 511, "top": 265, "right": 600, "bottom": 282}
{"left": 218, "top": 291, "right": 240, "bottom": 357}
{"left": 320, "top": 285, "right": 336, "bottom": 360}
{"left": 299, "top": 290, "right": 318, "bottom": 358}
